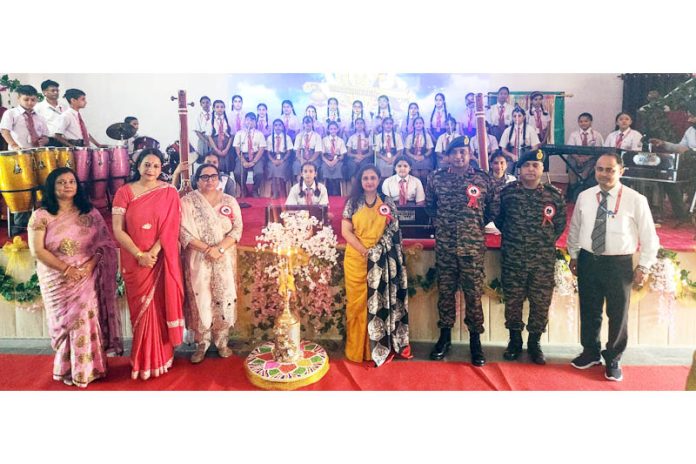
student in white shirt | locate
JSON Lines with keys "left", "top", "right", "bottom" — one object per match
{"left": 123, "top": 116, "right": 139, "bottom": 156}
{"left": 344, "top": 117, "right": 373, "bottom": 182}
{"left": 434, "top": 116, "right": 460, "bottom": 170}
{"left": 374, "top": 117, "right": 404, "bottom": 179}
{"left": 381, "top": 156, "right": 425, "bottom": 206}
{"left": 460, "top": 92, "right": 477, "bottom": 138}
{"left": 567, "top": 152, "right": 659, "bottom": 381}
{"left": 487, "top": 86, "right": 515, "bottom": 142}
{"left": 281, "top": 100, "right": 301, "bottom": 140}
{"left": 374, "top": 95, "right": 393, "bottom": 131}
{"left": 428, "top": 92, "right": 449, "bottom": 142}
{"left": 325, "top": 97, "right": 344, "bottom": 138}
{"left": 256, "top": 103, "right": 271, "bottom": 138}
{"left": 266, "top": 118, "right": 294, "bottom": 198}
{"left": 405, "top": 116, "right": 435, "bottom": 187}
{"left": 54, "top": 88, "right": 105, "bottom": 148}
{"left": 286, "top": 161, "right": 329, "bottom": 206}
{"left": 484, "top": 152, "right": 516, "bottom": 234}
{"left": 566, "top": 112, "right": 604, "bottom": 200}
{"left": 228, "top": 94, "right": 244, "bottom": 137}
{"left": 401, "top": 102, "right": 420, "bottom": 141}
{"left": 305, "top": 105, "right": 324, "bottom": 137}
{"left": 500, "top": 107, "right": 540, "bottom": 164}
{"left": 345, "top": 100, "right": 365, "bottom": 139}
{"left": 194, "top": 96, "right": 213, "bottom": 157}
{"left": 207, "top": 99, "right": 234, "bottom": 175}
{"left": 233, "top": 112, "right": 267, "bottom": 198}
{"left": 470, "top": 123, "right": 500, "bottom": 169}
{"left": 34, "top": 79, "right": 65, "bottom": 145}
{"left": 293, "top": 116, "right": 323, "bottom": 181}
{"left": 0, "top": 85, "right": 49, "bottom": 150}
{"left": 527, "top": 91, "right": 552, "bottom": 144}
{"left": 321, "top": 121, "right": 347, "bottom": 196}
{"left": 604, "top": 112, "right": 642, "bottom": 151}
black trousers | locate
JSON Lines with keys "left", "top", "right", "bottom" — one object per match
{"left": 577, "top": 249, "right": 633, "bottom": 362}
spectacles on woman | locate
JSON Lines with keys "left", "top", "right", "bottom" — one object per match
{"left": 198, "top": 174, "right": 219, "bottom": 182}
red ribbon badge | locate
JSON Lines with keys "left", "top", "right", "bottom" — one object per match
{"left": 542, "top": 204, "right": 555, "bottom": 226}
{"left": 378, "top": 204, "right": 394, "bottom": 223}
{"left": 466, "top": 185, "right": 481, "bottom": 208}
{"left": 219, "top": 205, "right": 234, "bottom": 220}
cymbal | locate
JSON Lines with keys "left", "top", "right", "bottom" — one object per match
{"left": 106, "top": 122, "right": 136, "bottom": 140}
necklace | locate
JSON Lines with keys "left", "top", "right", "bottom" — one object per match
{"left": 365, "top": 195, "right": 378, "bottom": 208}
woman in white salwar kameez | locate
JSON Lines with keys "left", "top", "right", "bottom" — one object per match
{"left": 180, "top": 163, "right": 243, "bottom": 363}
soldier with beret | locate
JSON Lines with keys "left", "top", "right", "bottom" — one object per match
{"left": 425, "top": 136, "right": 499, "bottom": 366}
{"left": 494, "top": 149, "right": 567, "bottom": 364}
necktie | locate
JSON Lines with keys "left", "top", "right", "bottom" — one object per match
{"left": 357, "top": 134, "right": 363, "bottom": 152}
{"left": 535, "top": 110, "right": 542, "bottom": 132}
{"left": 247, "top": 130, "right": 254, "bottom": 160}
{"left": 24, "top": 111, "right": 40, "bottom": 146}
{"left": 275, "top": 135, "right": 281, "bottom": 153}
{"left": 435, "top": 111, "right": 442, "bottom": 130}
{"left": 236, "top": 113, "right": 241, "bottom": 131}
{"left": 591, "top": 191, "right": 608, "bottom": 255}
{"left": 331, "top": 137, "right": 336, "bottom": 158}
{"left": 304, "top": 133, "right": 311, "bottom": 155}
{"left": 78, "top": 112, "right": 90, "bottom": 146}
{"left": 514, "top": 127, "right": 521, "bottom": 157}
{"left": 399, "top": 178, "right": 407, "bottom": 206}
{"left": 305, "top": 187, "right": 313, "bottom": 205}
{"left": 217, "top": 118, "right": 224, "bottom": 147}
{"left": 498, "top": 105, "right": 505, "bottom": 127}
{"left": 386, "top": 134, "right": 392, "bottom": 153}
{"left": 467, "top": 108, "right": 474, "bottom": 132}
{"left": 615, "top": 132, "right": 624, "bottom": 149}
{"left": 581, "top": 132, "right": 588, "bottom": 146}
{"left": 414, "top": 134, "right": 421, "bottom": 152}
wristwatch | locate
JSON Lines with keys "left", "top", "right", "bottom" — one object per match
{"left": 218, "top": 247, "right": 226, "bottom": 254}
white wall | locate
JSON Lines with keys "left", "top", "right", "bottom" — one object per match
{"left": 8, "top": 73, "right": 624, "bottom": 180}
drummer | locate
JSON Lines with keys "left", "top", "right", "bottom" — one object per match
{"left": 123, "top": 116, "right": 139, "bottom": 157}
{"left": 54, "top": 88, "right": 106, "bottom": 149}
{"left": 0, "top": 84, "right": 50, "bottom": 235}
{"left": 34, "top": 79, "right": 65, "bottom": 147}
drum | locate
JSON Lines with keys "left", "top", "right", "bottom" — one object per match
{"left": 90, "top": 148, "right": 110, "bottom": 208}
{"left": 55, "top": 147, "right": 75, "bottom": 170}
{"left": 0, "top": 150, "right": 38, "bottom": 212}
{"left": 109, "top": 145, "right": 130, "bottom": 195}
{"left": 33, "top": 147, "right": 58, "bottom": 187}
{"left": 133, "top": 136, "right": 160, "bottom": 151}
{"left": 73, "top": 147, "right": 92, "bottom": 183}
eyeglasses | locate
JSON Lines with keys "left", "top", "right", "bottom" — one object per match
{"left": 198, "top": 174, "right": 219, "bottom": 182}
{"left": 56, "top": 179, "right": 77, "bottom": 186}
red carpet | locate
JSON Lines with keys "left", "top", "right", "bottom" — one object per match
{"left": 0, "top": 354, "right": 687, "bottom": 391}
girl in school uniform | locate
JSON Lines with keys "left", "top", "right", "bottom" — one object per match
{"left": 604, "top": 112, "right": 642, "bottom": 150}
{"left": 256, "top": 103, "right": 271, "bottom": 138}
{"left": 381, "top": 155, "right": 425, "bottom": 206}
{"left": 500, "top": 107, "right": 540, "bottom": 164}
{"left": 292, "top": 116, "right": 323, "bottom": 182}
{"left": 346, "top": 100, "right": 365, "bottom": 139}
{"left": 428, "top": 92, "right": 449, "bottom": 142}
{"left": 305, "top": 105, "right": 325, "bottom": 137}
{"left": 470, "top": 123, "right": 500, "bottom": 169}
{"left": 374, "top": 95, "right": 392, "bottom": 131}
{"left": 344, "top": 117, "right": 373, "bottom": 181}
{"left": 232, "top": 112, "right": 267, "bottom": 197}
{"left": 374, "top": 117, "right": 404, "bottom": 179}
{"left": 405, "top": 116, "right": 435, "bottom": 186}
{"left": 321, "top": 121, "right": 347, "bottom": 196}
{"left": 229, "top": 94, "right": 244, "bottom": 137}
{"left": 286, "top": 161, "right": 329, "bottom": 207}
{"left": 401, "top": 102, "right": 420, "bottom": 141}
{"left": 527, "top": 91, "right": 552, "bottom": 144}
{"left": 207, "top": 99, "right": 235, "bottom": 175}
{"left": 460, "top": 92, "right": 477, "bottom": 138}
{"left": 266, "top": 118, "right": 294, "bottom": 198}
{"left": 325, "top": 97, "right": 344, "bottom": 138}
{"left": 487, "top": 86, "right": 515, "bottom": 142}
{"left": 434, "top": 116, "right": 460, "bottom": 170}
{"left": 281, "top": 100, "right": 301, "bottom": 140}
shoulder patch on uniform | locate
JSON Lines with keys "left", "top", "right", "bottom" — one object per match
{"left": 543, "top": 183, "right": 562, "bottom": 194}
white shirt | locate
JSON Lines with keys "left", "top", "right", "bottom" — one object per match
{"left": 470, "top": 133, "right": 500, "bottom": 155}
{"left": 405, "top": 131, "right": 434, "bottom": 150}
{"left": 322, "top": 135, "right": 347, "bottom": 158}
{"left": 266, "top": 133, "right": 294, "bottom": 158}
{"left": 195, "top": 110, "right": 213, "bottom": 135}
{"left": 663, "top": 126, "right": 696, "bottom": 152}
{"left": 281, "top": 114, "right": 301, "bottom": 134}
{"left": 373, "top": 131, "right": 404, "bottom": 154}
{"left": 486, "top": 102, "right": 515, "bottom": 127}
{"left": 57, "top": 108, "right": 88, "bottom": 141}
{"left": 229, "top": 109, "right": 245, "bottom": 135}
{"left": 527, "top": 107, "right": 551, "bottom": 135}
{"left": 429, "top": 107, "right": 447, "bottom": 131}
{"left": 500, "top": 124, "right": 541, "bottom": 150}
{"left": 346, "top": 132, "right": 371, "bottom": 152}
{"left": 435, "top": 132, "right": 459, "bottom": 154}
{"left": 233, "top": 129, "right": 267, "bottom": 153}
{"left": 0, "top": 106, "right": 49, "bottom": 148}
{"left": 567, "top": 128, "right": 604, "bottom": 147}
{"left": 381, "top": 174, "right": 425, "bottom": 203}
{"left": 34, "top": 100, "right": 65, "bottom": 135}
{"left": 604, "top": 129, "right": 642, "bottom": 151}
{"left": 460, "top": 105, "right": 477, "bottom": 133}
{"left": 293, "top": 131, "right": 323, "bottom": 152}
{"left": 567, "top": 182, "right": 659, "bottom": 269}
{"left": 285, "top": 181, "right": 329, "bottom": 206}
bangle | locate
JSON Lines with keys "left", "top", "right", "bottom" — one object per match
{"left": 62, "top": 265, "right": 72, "bottom": 276}
{"left": 135, "top": 251, "right": 144, "bottom": 259}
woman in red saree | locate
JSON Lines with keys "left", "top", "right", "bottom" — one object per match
{"left": 112, "top": 148, "right": 184, "bottom": 380}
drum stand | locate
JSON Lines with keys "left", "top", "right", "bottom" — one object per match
{"left": 5, "top": 189, "right": 37, "bottom": 238}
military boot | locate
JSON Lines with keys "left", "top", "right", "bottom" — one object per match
{"left": 527, "top": 332, "right": 546, "bottom": 365}
{"left": 430, "top": 328, "right": 451, "bottom": 360}
{"left": 469, "top": 332, "right": 486, "bottom": 367}
{"left": 503, "top": 330, "right": 523, "bottom": 361}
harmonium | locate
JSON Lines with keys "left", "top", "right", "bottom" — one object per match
{"left": 541, "top": 145, "right": 695, "bottom": 183}
{"left": 395, "top": 206, "right": 435, "bottom": 239}
{"left": 265, "top": 204, "right": 330, "bottom": 226}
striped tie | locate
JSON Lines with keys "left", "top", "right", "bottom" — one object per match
{"left": 591, "top": 191, "right": 608, "bottom": 255}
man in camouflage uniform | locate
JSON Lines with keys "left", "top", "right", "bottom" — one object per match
{"left": 494, "top": 148, "right": 567, "bottom": 364}
{"left": 425, "top": 136, "right": 499, "bottom": 366}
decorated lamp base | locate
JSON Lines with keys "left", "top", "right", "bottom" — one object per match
{"left": 245, "top": 340, "right": 330, "bottom": 390}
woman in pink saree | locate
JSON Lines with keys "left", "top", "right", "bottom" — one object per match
{"left": 112, "top": 149, "right": 184, "bottom": 380}
{"left": 28, "top": 167, "right": 122, "bottom": 388}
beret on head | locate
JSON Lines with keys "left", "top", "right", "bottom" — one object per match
{"left": 516, "top": 148, "right": 546, "bottom": 168}
{"left": 445, "top": 135, "right": 470, "bottom": 156}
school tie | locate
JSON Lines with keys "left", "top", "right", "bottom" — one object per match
{"left": 535, "top": 110, "right": 542, "bottom": 132}
{"left": 467, "top": 108, "right": 474, "bottom": 132}
{"left": 591, "top": 191, "right": 608, "bottom": 255}
{"left": 217, "top": 118, "right": 224, "bottom": 147}
{"left": 498, "top": 105, "right": 505, "bottom": 128}
{"left": 305, "top": 187, "right": 313, "bottom": 205}
{"left": 23, "top": 111, "right": 40, "bottom": 146}
{"left": 581, "top": 132, "right": 588, "bottom": 146}
{"left": 435, "top": 111, "right": 442, "bottom": 130}
{"left": 615, "top": 132, "right": 624, "bottom": 149}
{"left": 514, "top": 127, "right": 521, "bottom": 157}
{"left": 357, "top": 134, "right": 363, "bottom": 152}
{"left": 414, "top": 134, "right": 421, "bottom": 152}
{"left": 399, "top": 178, "right": 407, "bottom": 206}
{"left": 275, "top": 135, "right": 281, "bottom": 153}
{"left": 331, "top": 137, "right": 336, "bottom": 156}
{"left": 236, "top": 113, "right": 241, "bottom": 131}
{"left": 386, "top": 134, "right": 392, "bottom": 153}
{"left": 247, "top": 131, "right": 254, "bottom": 160}
{"left": 78, "top": 112, "right": 90, "bottom": 146}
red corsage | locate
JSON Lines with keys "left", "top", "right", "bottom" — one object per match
{"left": 542, "top": 204, "right": 556, "bottom": 226}
{"left": 466, "top": 185, "right": 481, "bottom": 208}
{"left": 219, "top": 205, "right": 234, "bottom": 220}
{"left": 378, "top": 204, "right": 394, "bottom": 223}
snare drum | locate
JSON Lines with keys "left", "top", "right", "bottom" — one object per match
{"left": 33, "top": 147, "right": 59, "bottom": 187}
{"left": 133, "top": 136, "right": 160, "bottom": 151}
{"left": 109, "top": 145, "right": 130, "bottom": 195}
{"left": 90, "top": 148, "right": 110, "bottom": 208}
{"left": 55, "top": 147, "right": 75, "bottom": 170}
{"left": 73, "top": 147, "right": 92, "bottom": 183}
{"left": 0, "top": 150, "right": 38, "bottom": 212}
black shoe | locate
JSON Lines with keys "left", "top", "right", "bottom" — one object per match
{"left": 430, "top": 328, "right": 451, "bottom": 360}
{"left": 527, "top": 332, "right": 546, "bottom": 365}
{"left": 503, "top": 330, "right": 523, "bottom": 361}
{"left": 604, "top": 359, "right": 623, "bottom": 381}
{"left": 570, "top": 351, "right": 602, "bottom": 369}
{"left": 469, "top": 332, "right": 486, "bottom": 367}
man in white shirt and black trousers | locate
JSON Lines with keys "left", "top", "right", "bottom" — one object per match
{"left": 567, "top": 152, "right": 660, "bottom": 381}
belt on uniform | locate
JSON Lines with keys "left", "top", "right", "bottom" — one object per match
{"left": 579, "top": 249, "right": 632, "bottom": 260}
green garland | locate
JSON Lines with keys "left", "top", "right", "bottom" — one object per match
{"left": 0, "top": 74, "right": 45, "bottom": 102}
{"left": 407, "top": 266, "right": 437, "bottom": 297}
{"left": 0, "top": 266, "right": 42, "bottom": 302}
